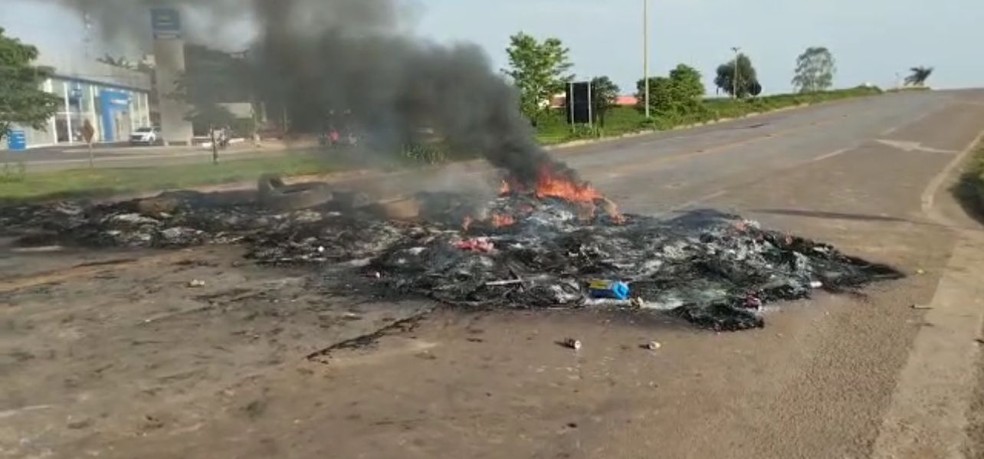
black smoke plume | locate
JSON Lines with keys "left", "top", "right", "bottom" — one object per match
{"left": 43, "top": 0, "right": 582, "bottom": 187}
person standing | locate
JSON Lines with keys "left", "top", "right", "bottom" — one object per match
{"left": 81, "top": 119, "right": 96, "bottom": 168}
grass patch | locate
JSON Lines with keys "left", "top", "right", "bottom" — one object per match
{"left": 954, "top": 142, "right": 984, "bottom": 222}
{"left": 0, "top": 153, "right": 352, "bottom": 203}
{"left": 886, "top": 86, "right": 931, "bottom": 93}
{"left": 534, "top": 86, "right": 883, "bottom": 144}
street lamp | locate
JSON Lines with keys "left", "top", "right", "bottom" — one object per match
{"left": 643, "top": 0, "right": 650, "bottom": 118}
{"left": 731, "top": 47, "right": 740, "bottom": 99}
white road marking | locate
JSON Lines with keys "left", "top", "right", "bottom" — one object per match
{"left": 870, "top": 231, "right": 984, "bottom": 459}
{"left": 811, "top": 148, "right": 850, "bottom": 162}
{"left": 876, "top": 139, "right": 959, "bottom": 155}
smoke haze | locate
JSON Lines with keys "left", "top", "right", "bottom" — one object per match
{"left": 40, "top": 0, "right": 581, "bottom": 186}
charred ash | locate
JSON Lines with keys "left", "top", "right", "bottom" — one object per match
{"left": 0, "top": 170, "right": 903, "bottom": 331}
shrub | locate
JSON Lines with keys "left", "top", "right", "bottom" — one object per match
{"left": 534, "top": 86, "right": 882, "bottom": 144}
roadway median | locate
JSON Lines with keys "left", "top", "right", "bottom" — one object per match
{"left": 0, "top": 86, "right": 886, "bottom": 204}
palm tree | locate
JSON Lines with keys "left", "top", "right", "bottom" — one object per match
{"left": 904, "top": 66, "right": 933, "bottom": 86}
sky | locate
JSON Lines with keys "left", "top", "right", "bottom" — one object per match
{"left": 1, "top": 0, "right": 981, "bottom": 95}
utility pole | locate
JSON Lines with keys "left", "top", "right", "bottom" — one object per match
{"left": 82, "top": 11, "right": 92, "bottom": 59}
{"left": 731, "top": 47, "right": 740, "bottom": 98}
{"left": 643, "top": 0, "right": 650, "bottom": 118}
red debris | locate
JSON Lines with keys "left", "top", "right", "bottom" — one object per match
{"left": 454, "top": 237, "right": 494, "bottom": 252}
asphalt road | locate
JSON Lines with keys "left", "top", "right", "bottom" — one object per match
{"left": 2, "top": 89, "right": 983, "bottom": 458}
{"left": 299, "top": 89, "right": 984, "bottom": 459}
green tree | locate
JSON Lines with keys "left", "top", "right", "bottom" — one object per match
{"left": 904, "top": 66, "right": 933, "bottom": 86}
{"left": 636, "top": 76, "right": 673, "bottom": 112}
{"left": 503, "top": 32, "right": 574, "bottom": 126}
{"left": 0, "top": 28, "right": 60, "bottom": 145}
{"left": 668, "top": 64, "right": 705, "bottom": 100}
{"left": 792, "top": 47, "right": 836, "bottom": 93}
{"left": 589, "top": 76, "right": 619, "bottom": 127}
{"left": 714, "top": 53, "right": 760, "bottom": 98}
{"left": 636, "top": 64, "right": 705, "bottom": 116}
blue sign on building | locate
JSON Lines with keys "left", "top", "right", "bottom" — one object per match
{"left": 6, "top": 130, "right": 27, "bottom": 151}
{"left": 99, "top": 89, "right": 132, "bottom": 142}
{"left": 151, "top": 8, "right": 181, "bottom": 39}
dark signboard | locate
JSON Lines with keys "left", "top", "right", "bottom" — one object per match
{"left": 151, "top": 8, "right": 181, "bottom": 39}
{"left": 565, "top": 82, "right": 592, "bottom": 125}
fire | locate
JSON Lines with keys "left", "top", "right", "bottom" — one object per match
{"left": 533, "top": 166, "right": 603, "bottom": 203}
{"left": 497, "top": 164, "right": 625, "bottom": 224}
{"left": 491, "top": 213, "right": 515, "bottom": 227}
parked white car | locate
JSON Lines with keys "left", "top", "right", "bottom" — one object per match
{"left": 129, "top": 126, "right": 161, "bottom": 146}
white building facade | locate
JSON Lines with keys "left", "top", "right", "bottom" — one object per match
{"left": 10, "top": 58, "right": 153, "bottom": 149}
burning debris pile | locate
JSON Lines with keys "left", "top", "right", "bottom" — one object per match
{"left": 363, "top": 182, "right": 902, "bottom": 330}
{"left": 1, "top": 169, "right": 903, "bottom": 331}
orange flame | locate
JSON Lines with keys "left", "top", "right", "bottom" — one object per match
{"left": 533, "top": 166, "right": 603, "bottom": 203}
{"left": 499, "top": 165, "right": 625, "bottom": 224}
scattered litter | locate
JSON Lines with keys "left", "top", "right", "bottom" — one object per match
{"left": 587, "top": 279, "right": 630, "bottom": 300}
{"left": 563, "top": 338, "right": 581, "bottom": 350}
{"left": 188, "top": 279, "right": 206, "bottom": 288}
{"left": 809, "top": 281, "right": 823, "bottom": 289}
{"left": 646, "top": 341, "right": 662, "bottom": 350}
{"left": 911, "top": 304, "right": 932, "bottom": 310}
{"left": 916, "top": 268, "right": 926, "bottom": 275}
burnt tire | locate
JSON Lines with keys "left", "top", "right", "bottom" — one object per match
{"left": 257, "top": 174, "right": 334, "bottom": 211}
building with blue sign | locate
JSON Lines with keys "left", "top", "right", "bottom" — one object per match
{"left": 4, "top": 54, "right": 153, "bottom": 149}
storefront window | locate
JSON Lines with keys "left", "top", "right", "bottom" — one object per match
{"left": 19, "top": 125, "right": 55, "bottom": 148}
